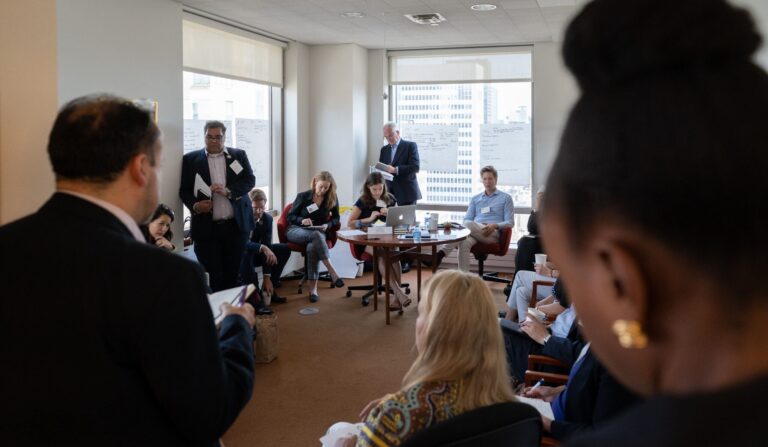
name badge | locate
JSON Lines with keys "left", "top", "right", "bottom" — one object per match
{"left": 306, "top": 203, "right": 319, "bottom": 214}
{"left": 376, "top": 200, "right": 387, "bottom": 208}
{"left": 229, "top": 160, "right": 243, "bottom": 175}
{"left": 481, "top": 206, "right": 491, "bottom": 214}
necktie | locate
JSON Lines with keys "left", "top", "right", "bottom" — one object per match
{"left": 390, "top": 145, "right": 395, "bottom": 164}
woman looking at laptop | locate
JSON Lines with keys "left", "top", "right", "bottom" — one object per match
{"left": 286, "top": 171, "right": 344, "bottom": 303}
{"left": 348, "top": 172, "right": 411, "bottom": 310}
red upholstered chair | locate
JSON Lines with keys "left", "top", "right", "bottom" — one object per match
{"left": 345, "top": 243, "right": 409, "bottom": 306}
{"left": 276, "top": 203, "right": 340, "bottom": 294}
{"left": 471, "top": 226, "right": 514, "bottom": 284}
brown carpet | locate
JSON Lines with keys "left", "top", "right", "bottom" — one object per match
{"left": 221, "top": 268, "right": 513, "bottom": 447}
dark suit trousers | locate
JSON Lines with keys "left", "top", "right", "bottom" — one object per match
{"left": 239, "top": 243, "right": 291, "bottom": 287}
{"left": 194, "top": 220, "right": 248, "bottom": 292}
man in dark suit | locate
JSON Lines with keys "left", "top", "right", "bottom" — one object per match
{"left": 0, "top": 95, "right": 255, "bottom": 446}
{"left": 378, "top": 121, "right": 421, "bottom": 272}
{"left": 180, "top": 121, "right": 255, "bottom": 292}
{"left": 378, "top": 121, "right": 421, "bottom": 206}
{"left": 239, "top": 188, "right": 290, "bottom": 313}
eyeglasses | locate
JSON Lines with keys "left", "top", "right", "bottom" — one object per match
{"left": 205, "top": 135, "right": 224, "bottom": 141}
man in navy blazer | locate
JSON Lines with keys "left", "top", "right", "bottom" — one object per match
{"left": 180, "top": 121, "right": 255, "bottom": 292}
{"left": 0, "top": 95, "right": 256, "bottom": 446}
{"left": 378, "top": 121, "right": 422, "bottom": 205}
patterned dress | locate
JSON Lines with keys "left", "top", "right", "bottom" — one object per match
{"left": 357, "top": 380, "right": 463, "bottom": 446}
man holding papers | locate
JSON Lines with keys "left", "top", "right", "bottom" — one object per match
{"left": 0, "top": 95, "right": 255, "bottom": 446}
{"left": 378, "top": 121, "right": 421, "bottom": 272}
{"left": 180, "top": 120, "right": 256, "bottom": 292}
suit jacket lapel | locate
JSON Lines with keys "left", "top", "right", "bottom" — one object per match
{"left": 196, "top": 149, "right": 212, "bottom": 184}
{"left": 224, "top": 149, "right": 236, "bottom": 187}
{"left": 391, "top": 141, "right": 404, "bottom": 166}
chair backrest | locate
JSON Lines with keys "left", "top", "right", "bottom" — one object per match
{"left": 276, "top": 203, "right": 292, "bottom": 244}
{"left": 399, "top": 401, "right": 541, "bottom": 447}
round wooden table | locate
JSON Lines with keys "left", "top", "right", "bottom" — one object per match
{"left": 337, "top": 228, "right": 470, "bottom": 324}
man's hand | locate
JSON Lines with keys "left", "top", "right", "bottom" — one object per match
{"left": 537, "top": 301, "right": 565, "bottom": 316}
{"left": 384, "top": 164, "right": 396, "bottom": 174}
{"left": 520, "top": 314, "right": 550, "bottom": 345}
{"left": 260, "top": 245, "right": 277, "bottom": 265}
{"left": 220, "top": 302, "right": 256, "bottom": 327}
{"left": 522, "top": 385, "right": 562, "bottom": 402}
{"left": 481, "top": 223, "right": 497, "bottom": 237}
{"left": 534, "top": 262, "right": 553, "bottom": 277}
{"left": 211, "top": 183, "right": 228, "bottom": 197}
{"left": 301, "top": 218, "right": 313, "bottom": 226}
{"left": 193, "top": 200, "right": 213, "bottom": 214}
{"left": 154, "top": 237, "right": 174, "bottom": 250}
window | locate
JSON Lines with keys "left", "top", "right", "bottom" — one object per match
{"left": 389, "top": 47, "right": 533, "bottom": 242}
{"left": 182, "top": 14, "right": 285, "bottom": 225}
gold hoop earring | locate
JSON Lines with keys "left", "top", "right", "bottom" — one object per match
{"left": 612, "top": 319, "right": 648, "bottom": 349}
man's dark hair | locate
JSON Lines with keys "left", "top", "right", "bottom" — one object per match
{"left": 480, "top": 165, "right": 498, "bottom": 180}
{"left": 204, "top": 120, "right": 227, "bottom": 134}
{"left": 48, "top": 94, "right": 159, "bottom": 183}
{"left": 547, "top": 0, "right": 768, "bottom": 299}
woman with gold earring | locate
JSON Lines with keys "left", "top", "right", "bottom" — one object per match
{"left": 540, "top": 0, "right": 768, "bottom": 446}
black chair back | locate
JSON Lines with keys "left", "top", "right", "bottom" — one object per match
{"left": 400, "top": 401, "right": 541, "bottom": 447}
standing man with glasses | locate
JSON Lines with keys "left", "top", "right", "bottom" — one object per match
{"left": 180, "top": 121, "right": 255, "bottom": 292}
{"left": 378, "top": 121, "right": 421, "bottom": 272}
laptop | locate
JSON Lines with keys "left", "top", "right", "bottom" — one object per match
{"left": 385, "top": 205, "right": 416, "bottom": 227}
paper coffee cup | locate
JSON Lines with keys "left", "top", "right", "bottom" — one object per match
{"left": 429, "top": 213, "right": 438, "bottom": 230}
{"left": 262, "top": 291, "right": 272, "bottom": 307}
{"left": 534, "top": 253, "right": 547, "bottom": 265}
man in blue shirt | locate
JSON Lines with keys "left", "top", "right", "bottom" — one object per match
{"left": 429, "top": 165, "right": 514, "bottom": 271}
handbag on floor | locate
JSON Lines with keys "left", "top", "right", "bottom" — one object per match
{"left": 253, "top": 313, "right": 279, "bottom": 363}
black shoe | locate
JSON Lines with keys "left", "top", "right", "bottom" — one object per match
{"left": 498, "top": 310, "right": 508, "bottom": 319}
{"left": 362, "top": 296, "right": 370, "bottom": 307}
{"left": 334, "top": 278, "right": 345, "bottom": 288}
{"left": 256, "top": 307, "right": 274, "bottom": 315}
{"left": 309, "top": 293, "right": 319, "bottom": 303}
{"left": 419, "top": 251, "right": 445, "bottom": 267}
{"left": 401, "top": 261, "right": 411, "bottom": 273}
{"left": 270, "top": 294, "right": 288, "bottom": 304}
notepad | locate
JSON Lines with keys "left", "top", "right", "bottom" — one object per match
{"left": 516, "top": 396, "right": 555, "bottom": 419}
{"left": 208, "top": 285, "right": 251, "bottom": 325}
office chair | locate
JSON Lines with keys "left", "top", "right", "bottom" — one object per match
{"left": 276, "top": 203, "right": 340, "bottom": 294}
{"left": 345, "top": 243, "right": 409, "bottom": 306}
{"left": 399, "top": 401, "right": 542, "bottom": 447}
{"left": 471, "top": 226, "right": 513, "bottom": 286}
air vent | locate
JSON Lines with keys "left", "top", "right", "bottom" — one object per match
{"left": 404, "top": 13, "right": 447, "bottom": 26}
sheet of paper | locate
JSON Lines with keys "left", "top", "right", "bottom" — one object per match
{"left": 208, "top": 286, "right": 246, "bottom": 324}
{"left": 338, "top": 229, "right": 367, "bottom": 237}
{"left": 229, "top": 159, "right": 243, "bottom": 175}
{"left": 371, "top": 167, "right": 394, "bottom": 181}
{"left": 516, "top": 396, "right": 555, "bottom": 419}
{"left": 194, "top": 174, "right": 212, "bottom": 198}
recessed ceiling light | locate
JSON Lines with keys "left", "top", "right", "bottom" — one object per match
{"left": 471, "top": 4, "right": 497, "bottom": 11}
{"left": 340, "top": 12, "right": 366, "bottom": 18}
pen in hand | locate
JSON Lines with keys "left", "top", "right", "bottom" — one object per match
{"left": 531, "top": 378, "right": 545, "bottom": 391}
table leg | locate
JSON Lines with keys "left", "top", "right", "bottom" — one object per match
{"left": 431, "top": 245, "right": 437, "bottom": 274}
{"left": 384, "top": 247, "right": 391, "bottom": 325}
{"left": 417, "top": 247, "right": 422, "bottom": 303}
{"left": 372, "top": 247, "right": 379, "bottom": 311}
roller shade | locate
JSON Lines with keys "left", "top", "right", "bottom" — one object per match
{"left": 183, "top": 19, "right": 283, "bottom": 87}
{"left": 389, "top": 47, "right": 531, "bottom": 85}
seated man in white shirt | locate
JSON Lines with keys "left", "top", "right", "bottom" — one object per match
{"left": 425, "top": 165, "right": 514, "bottom": 271}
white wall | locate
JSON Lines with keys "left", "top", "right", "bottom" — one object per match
{"left": 283, "top": 41, "right": 311, "bottom": 208}
{"left": 0, "top": 0, "right": 58, "bottom": 224}
{"left": 733, "top": 0, "right": 768, "bottom": 70}
{"left": 57, "top": 0, "right": 184, "bottom": 246}
{"left": 367, "top": 50, "right": 388, "bottom": 173}
{"left": 308, "top": 44, "right": 368, "bottom": 206}
{"left": 532, "top": 42, "right": 579, "bottom": 192}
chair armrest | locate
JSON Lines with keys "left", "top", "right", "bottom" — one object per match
{"left": 528, "top": 354, "right": 568, "bottom": 370}
{"left": 524, "top": 370, "right": 569, "bottom": 387}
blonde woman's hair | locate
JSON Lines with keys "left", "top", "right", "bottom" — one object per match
{"left": 311, "top": 171, "right": 338, "bottom": 209}
{"left": 402, "top": 270, "right": 515, "bottom": 411}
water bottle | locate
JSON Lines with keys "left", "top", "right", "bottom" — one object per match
{"left": 412, "top": 226, "right": 422, "bottom": 243}
{"left": 424, "top": 214, "right": 431, "bottom": 231}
